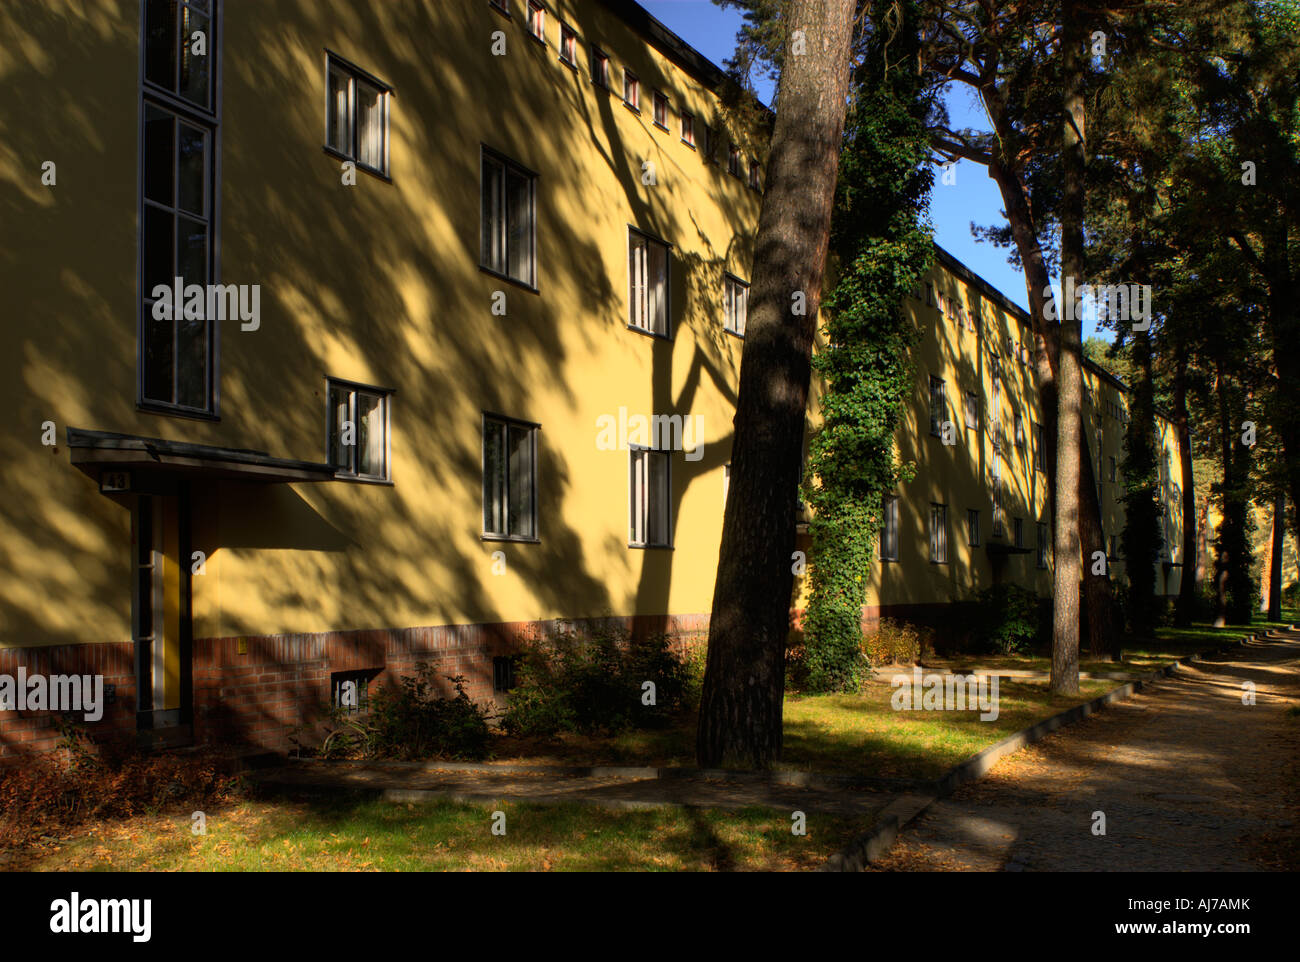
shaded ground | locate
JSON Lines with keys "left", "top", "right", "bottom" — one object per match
{"left": 870, "top": 631, "right": 1300, "bottom": 872}
{"left": 251, "top": 762, "right": 894, "bottom": 816}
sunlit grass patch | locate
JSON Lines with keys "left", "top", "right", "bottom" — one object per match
{"left": 31, "top": 798, "right": 858, "bottom": 873}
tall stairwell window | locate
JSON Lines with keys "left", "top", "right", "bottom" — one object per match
{"left": 140, "top": 0, "right": 220, "bottom": 416}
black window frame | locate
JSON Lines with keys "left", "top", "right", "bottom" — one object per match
{"left": 879, "top": 495, "right": 900, "bottom": 562}
{"left": 652, "top": 90, "right": 670, "bottom": 130}
{"left": 326, "top": 376, "right": 394, "bottom": 483}
{"left": 323, "top": 51, "right": 393, "bottom": 180}
{"left": 627, "top": 226, "right": 673, "bottom": 339}
{"left": 623, "top": 68, "right": 640, "bottom": 110}
{"left": 479, "top": 145, "right": 539, "bottom": 291}
{"left": 590, "top": 46, "right": 610, "bottom": 88}
{"left": 723, "top": 272, "right": 748, "bottom": 337}
{"left": 138, "top": 0, "right": 222, "bottom": 420}
{"left": 526, "top": 0, "right": 546, "bottom": 42}
{"left": 558, "top": 22, "right": 577, "bottom": 66}
{"left": 481, "top": 412, "right": 540, "bottom": 543}
{"left": 629, "top": 444, "right": 673, "bottom": 549}
{"left": 929, "top": 376, "right": 947, "bottom": 437}
{"left": 930, "top": 503, "right": 948, "bottom": 564}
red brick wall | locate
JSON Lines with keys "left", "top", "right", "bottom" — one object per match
{"left": 0, "top": 613, "right": 714, "bottom": 761}
{"left": 0, "top": 643, "right": 136, "bottom": 761}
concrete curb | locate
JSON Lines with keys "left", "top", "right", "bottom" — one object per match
{"left": 822, "top": 627, "right": 1277, "bottom": 872}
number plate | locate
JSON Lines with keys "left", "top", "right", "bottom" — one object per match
{"left": 99, "top": 470, "right": 131, "bottom": 493}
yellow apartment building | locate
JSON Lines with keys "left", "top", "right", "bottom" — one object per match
{"left": 0, "top": 0, "right": 1186, "bottom": 758}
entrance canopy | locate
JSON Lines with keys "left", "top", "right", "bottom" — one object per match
{"left": 67, "top": 427, "right": 338, "bottom": 488}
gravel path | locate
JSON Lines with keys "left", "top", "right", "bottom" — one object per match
{"left": 869, "top": 630, "right": 1300, "bottom": 872}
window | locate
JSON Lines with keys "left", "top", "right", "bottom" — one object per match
{"left": 681, "top": 111, "right": 695, "bottom": 146}
{"left": 879, "top": 495, "right": 899, "bottom": 561}
{"left": 623, "top": 70, "right": 640, "bottom": 110}
{"left": 652, "top": 90, "right": 669, "bottom": 129}
{"left": 1014, "top": 517, "right": 1024, "bottom": 548}
{"left": 630, "top": 447, "right": 671, "bottom": 547}
{"left": 493, "top": 656, "right": 519, "bottom": 693}
{"left": 1014, "top": 412, "right": 1026, "bottom": 448}
{"left": 590, "top": 46, "right": 609, "bottom": 87}
{"left": 930, "top": 504, "right": 948, "bottom": 564}
{"left": 967, "top": 509, "right": 981, "bottom": 547}
{"left": 325, "top": 54, "right": 391, "bottom": 176}
{"left": 327, "top": 379, "right": 391, "bottom": 481}
{"left": 527, "top": 1, "right": 545, "bottom": 40}
{"left": 559, "top": 23, "right": 576, "bottom": 64}
{"left": 628, "top": 228, "right": 670, "bottom": 336}
{"left": 332, "top": 671, "right": 373, "bottom": 712}
{"left": 929, "top": 376, "right": 947, "bottom": 436}
{"left": 701, "top": 124, "right": 718, "bottom": 163}
{"left": 749, "top": 159, "right": 761, "bottom": 190}
{"left": 1033, "top": 422, "right": 1047, "bottom": 472}
{"left": 964, "top": 390, "right": 979, "bottom": 430}
{"left": 140, "top": 0, "right": 219, "bottom": 416}
{"left": 992, "top": 454, "right": 1005, "bottom": 537}
{"left": 991, "top": 367, "right": 1002, "bottom": 448}
{"left": 480, "top": 148, "right": 536, "bottom": 288}
{"left": 1108, "top": 456, "right": 1117, "bottom": 482}
{"left": 926, "top": 283, "right": 936, "bottom": 307}
{"left": 728, "top": 143, "right": 742, "bottom": 177}
{"left": 483, "top": 414, "right": 538, "bottom": 540}
{"left": 724, "top": 274, "right": 748, "bottom": 336}
{"left": 1037, "top": 522, "right": 1050, "bottom": 568}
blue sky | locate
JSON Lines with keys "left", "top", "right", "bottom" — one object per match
{"left": 641, "top": 1, "right": 1101, "bottom": 339}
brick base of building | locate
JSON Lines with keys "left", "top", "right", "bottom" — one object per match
{"left": 7, "top": 596, "right": 1135, "bottom": 762}
{"left": 0, "top": 613, "right": 712, "bottom": 762}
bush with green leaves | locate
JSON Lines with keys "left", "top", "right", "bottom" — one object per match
{"left": 501, "top": 625, "right": 695, "bottom": 737}
{"left": 973, "top": 584, "right": 1043, "bottom": 655}
{"left": 305, "top": 668, "right": 492, "bottom": 761}
{"left": 366, "top": 669, "right": 490, "bottom": 760}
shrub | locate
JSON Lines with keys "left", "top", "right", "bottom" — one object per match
{"left": 801, "top": 603, "right": 871, "bottom": 693}
{"left": 366, "top": 669, "right": 491, "bottom": 761}
{"left": 501, "top": 625, "right": 693, "bottom": 737}
{"left": 862, "top": 618, "right": 928, "bottom": 666}
{"left": 972, "top": 584, "right": 1042, "bottom": 655}
{"left": 0, "top": 720, "right": 238, "bottom": 856}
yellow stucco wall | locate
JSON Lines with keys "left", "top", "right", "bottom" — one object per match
{"left": 0, "top": 0, "right": 1189, "bottom": 657}
{"left": 1, "top": 0, "right": 764, "bottom": 649}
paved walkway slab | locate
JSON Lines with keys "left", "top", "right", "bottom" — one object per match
{"left": 869, "top": 631, "right": 1300, "bottom": 872}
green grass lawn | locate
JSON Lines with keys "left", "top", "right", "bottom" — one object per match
{"left": 492, "top": 676, "right": 1116, "bottom": 780}
{"left": 26, "top": 797, "right": 857, "bottom": 872}
{"left": 922, "top": 617, "right": 1287, "bottom": 677}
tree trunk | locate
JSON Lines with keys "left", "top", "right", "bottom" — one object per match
{"left": 1173, "top": 348, "right": 1198, "bottom": 626}
{"left": 696, "top": 0, "right": 856, "bottom": 770}
{"left": 984, "top": 118, "right": 1119, "bottom": 667}
{"left": 1213, "top": 362, "right": 1231, "bottom": 628}
{"left": 1051, "top": 0, "right": 1085, "bottom": 694}
{"left": 1268, "top": 491, "right": 1284, "bottom": 621}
